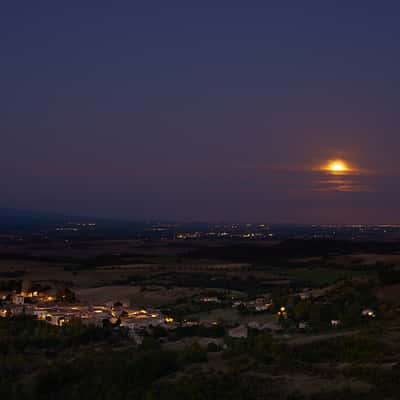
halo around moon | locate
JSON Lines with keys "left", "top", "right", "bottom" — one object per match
{"left": 321, "top": 159, "right": 352, "bottom": 175}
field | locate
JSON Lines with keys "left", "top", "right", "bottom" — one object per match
{"left": 286, "top": 267, "right": 363, "bottom": 286}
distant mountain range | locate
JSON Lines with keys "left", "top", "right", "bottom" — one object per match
{"left": 0, "top": 208, "right": 74, "bottom": 232}
{"left": 0, "top": 208, "right": 152, "bottom": 235}
{"left": 0, "top": 207, "right": 67, "bottom": 219}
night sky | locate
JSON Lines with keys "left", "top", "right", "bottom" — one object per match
{"left": 2, "top": 1, "right": 400, "bottom": 223}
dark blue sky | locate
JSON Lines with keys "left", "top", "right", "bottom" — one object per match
{"left": 2, "top": 1, "right": 400, "bottom": 223}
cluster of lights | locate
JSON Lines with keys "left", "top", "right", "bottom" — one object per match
{"left": 277, "top": 306, "right": 287, "bottom": 318}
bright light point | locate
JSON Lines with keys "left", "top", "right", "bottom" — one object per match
{"left": 329, "top": 161, "right": 347, "bottom": 172}
{"left": 321, "top": 159, "right": 352, "bottom": 174}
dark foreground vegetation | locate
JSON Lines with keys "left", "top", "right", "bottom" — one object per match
{"left": 2, "top": 236, "right": 400, "bottom": 399}
{"left": 1, "top": 315, "right": 400, "bottom": 400}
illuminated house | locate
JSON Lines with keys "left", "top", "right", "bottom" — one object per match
{"left": 83, "top": 306, "right": 111, "bottom": 325}
{"left": 200, "top": 297, "right": 220, "bottom": 303}
{"left": 12, "top": 294, "right": 24, "bottom": 305}
{"left": 361, "top": 308, "right": 376, "bottom": 318}
{"left": 32, "top": 305, "right": 84, "bottom": 326}
{"left": 254, "top": 297, "right": 273, "bottom": 312}
{"left": 119, "top": 308, "right": 165, "bottom": 330}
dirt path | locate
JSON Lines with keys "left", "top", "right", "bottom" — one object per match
{"left": 286, "top": 330, "right": 359, "bottom": 346}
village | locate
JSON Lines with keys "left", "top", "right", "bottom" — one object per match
{"left": 0, "top": 276, "right": 380, "bottom": 348}
{"left": 0, "top": 280, "right": 178, "bottom": 344}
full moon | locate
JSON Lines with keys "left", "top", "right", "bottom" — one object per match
{"left": 321, "top": 159, "right": 351, "bottom": 174}
{"left": 329, "top": 160, "right": 348, "bottom": 172}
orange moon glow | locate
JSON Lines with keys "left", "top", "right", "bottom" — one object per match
{"left": 321, "top": 159, "right": 352, "bottom": 174}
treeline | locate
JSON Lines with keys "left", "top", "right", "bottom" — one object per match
{"left": 141, "top": 271, "right": 289, "bottom": 294}
{"left": 0, "top": 316, "right": 121, "bottom": 355}
{"left": 0, "top": 279, "right": 22, "bottom": 292}
{"left": 0, "top": 316, "right": 395, "bottom": 400}
{"left": 378, "top": 265, "right": 400, "bottom": 284}
{"left": 151, "top": 324, "right": 225, "bottom": 340}
{"left": 186, "top": 239, "right": 400, "bottom": 264}
{"left": 0, "top": 316, "right": 212, "bottom": 400}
